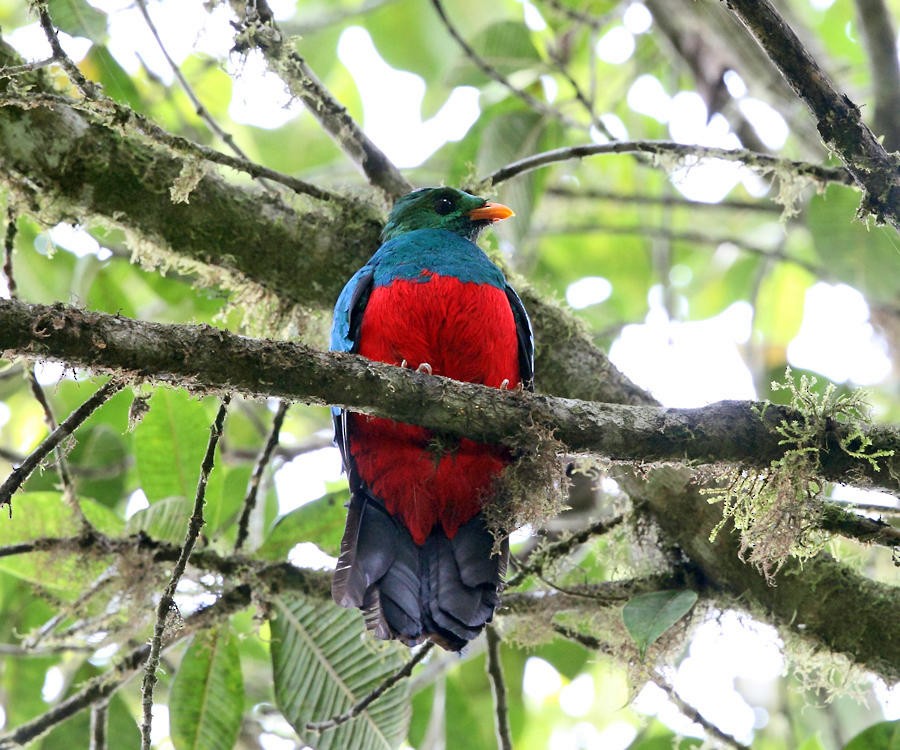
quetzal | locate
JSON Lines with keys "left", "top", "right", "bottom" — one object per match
{"left": 330, "top": 187, "right": 534, "bottom": 651}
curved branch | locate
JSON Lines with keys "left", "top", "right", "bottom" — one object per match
{"left": 722, "top": 0, "right": 900, "bottom": 229}
{"left": 230, "top": 8, "right": 412, "bottom": 199}
{"left": 2, "top": 298, "right": 898, "bottom": 496}
{"left": 477, "top": 140, "right": 852, "bottom": 190}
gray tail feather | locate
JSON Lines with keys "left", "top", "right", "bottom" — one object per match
{"left": 332, "top": 491, "right": 508, "bottom": 651}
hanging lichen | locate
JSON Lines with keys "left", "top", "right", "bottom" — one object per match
{"left": 704, "top": 368, "right": 894, "bottom": 581}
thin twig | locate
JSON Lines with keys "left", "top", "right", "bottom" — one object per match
{"left": 546, "top": 185, "right": 781, "bottom": 213}
{"left": 234, "top": 400, "right": 289, "bottom": 552}
{"left": 3, "top": 206, "right": 17, "bottom": 298}
{"left": 89, "top": 700, "right": 108, "bottom": 750}
{"left": 485, "top": 627, "right": 513, "bottom": 750}
{"left": 4, "top": 208, "right": 82, "bottom": 520}
{"left": 430, "top": 0, "right": 582, "bottom": 131}
{"left": 232, "top": 9, "right": 411, "bottom": 198}
{"left": 476, "top": 140, "right": 852, "bottom": 190}
{"left": 537, "top": 0, "right": 608, "bottom": 29}
{"left": 35, "top": 2, "right": 99, "bottom": 98}
{"left": 134, "top": 0, "right": 278, "bottom": 198}
{"left": 0, "top": 379, "right": 125, "bottom": 512}
{"left": 27, "top": 371, "right": 82, "bottom": 516}
{"left": 139, "top": 396, "right": 230, "bottom": 750}
{"left": 507, "top": 514, "right": 624, "bottom": 588}
{"left": 0, "top": 57, "right": 55, "bottom": 79}
{"left": 538, "top": 222, "right": 830, "bottom": 279}
{"left": 550, "top": 622, "right": 615, "bottom": 656}
{"left": 0, "top": 585, "right": 251, "bottom": 749}
{"left": 651, "top": 672, "right": 751, "bottom": 750}
{"left": 306, "top": 641, "right": 435, "bottom": 732}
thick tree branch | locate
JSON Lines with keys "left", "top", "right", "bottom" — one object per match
{"left": 620, "top": 467, "right": 900, "bottom": 682}
{"left": 722, "top": 0, "right": 900, "bottom": 229}
{"left": 0, "top": 64, "right": 647, "bottom": 407}
{"left": 2, "top": 299, "right": 898, "bottom": 494}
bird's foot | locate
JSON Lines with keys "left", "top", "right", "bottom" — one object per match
{"left": 499, "top": 379, "right": 510, "bottom": 391}
{"left": 400, "top": 359, "right": 408, "bottom": 368}
{"left": 416, "top": 362, "right": 433, "bottom": 375}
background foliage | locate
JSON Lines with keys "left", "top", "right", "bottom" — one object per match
{"left": 0, "top": 0, "right": 898, "bottom": 748}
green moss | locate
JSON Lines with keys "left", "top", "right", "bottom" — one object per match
{"left": 704, "top": 368, "right": 894, "bottom": 581}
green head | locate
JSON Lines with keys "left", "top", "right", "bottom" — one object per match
{"left": 381, "top": 187, "right": 514, "bottom": 242}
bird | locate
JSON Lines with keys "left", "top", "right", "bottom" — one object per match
{"left": 330, "top": 186, "right": 534, "bottom": 651}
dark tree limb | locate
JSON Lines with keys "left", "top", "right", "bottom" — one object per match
{"left": 619, "top": 467, "right": 900, "bottom": 682}
{"left": 2, "top": 298, "right": 897, "bottom": 494}
{"left": 722, "top": 0, "right": 900, "bottom": 229}
{"left": 853, "top": 0, "right": 900, "bottom": 151}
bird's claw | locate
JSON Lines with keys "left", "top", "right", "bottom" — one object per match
{"left": 499, "top": 379, "right": 510, "bottom": 391}
{"left": 416, "top": 362, "right": 433, "bottom": 375}
{"left": 400, "top": 359, "right": 408, "bottom": 368}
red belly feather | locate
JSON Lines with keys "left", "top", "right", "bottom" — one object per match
{"left": 348, "top": 273, "right": 520, "bottom": 545}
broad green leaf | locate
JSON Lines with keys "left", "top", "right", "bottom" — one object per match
{"left": 842, "top": 720, "right": 900, "bottom": 750}
{"left": 449, "top": 20, "right": 542, "bottom": 85}
{"left": 67, "top": 423, "right": 128, "bottom": 507}
{"left": 82, "top": 45, "right": 142, "bottom": 108}
{"left": 170, "top": 628, "right": 244, "bottom": 750}
{"left": 622, "top": 590, "right": 698, "bottom": 659}
{"left": 80, "top": 496, "right": 125, "bottom": 536}
{"left": 47, "top": 0, "right": 107, "bottom": 40}
{"left": 134, "top": 388, "right": 211, "bottom": 503}
{"left": 270, "top": 593, "right": 410, "bottom": 750}
{"left": 0, "top": 493, "right": 112, "bottom": 592}
{"left": 39, "top": 666, "right": 140, "bottom": 749}
{"left": 797, "top": 735, "right": 827, "bottom": 750}
{"left": 754, "top": 262, "right": 814, "bottom": 348}
{"left": 125, "top": 495, "right": 193, "bottom": 544}
{"left": 257, "top": 489, "right": 349, "bottom": 560}
{"left": 808, "top": 184, "right": 900, "bottom": 304}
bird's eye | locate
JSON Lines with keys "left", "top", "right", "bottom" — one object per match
{"left": 434, "top": 196, "right": 454, "bottom": 215}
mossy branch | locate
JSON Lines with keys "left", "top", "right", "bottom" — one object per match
{"left": 723, "top": 0, "right": 900, "bottom": 229}
{"left": 2, "top": 298, "right": 899, "bottom": 496}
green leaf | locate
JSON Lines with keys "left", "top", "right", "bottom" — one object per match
{"left": 257, "top": 489, "right": 349, "bottom": 560}
{"left": 82, "top": 45, "right": 142, "bottom": 108}
{"left": 450, "top": 20, "right": 542, "bottom": 85}
{"left": 622, "top": 590, "right": 698, "bottom": 659}
{"left": 170, "top": 627, "right": 244, "bottom": 750}
{"left": 808, "top": 184, "right": 900, "bottom": 304}
{"left": 134, "top": 388, "right": 211, "bottom": 503}
{"left": 47, "top": 0, "right": 107, "bottom": 40}
{"left": 842, "top": 720, "right": 900, "bottom": 750}
{"left": 270, "top": 593, "right": 410, "bottom": 750}
{"left": 754, "top": 262, "right": 814, "bottom": 347}
{"left": 80, "top": 496, "right": 125, "bottom": 536}
{"left": 124, "top": 496, "right": 193, "bottom": 544}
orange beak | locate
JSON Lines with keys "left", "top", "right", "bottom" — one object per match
{"left": 468, "top": 201, "right": 515, "bottom": 222}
